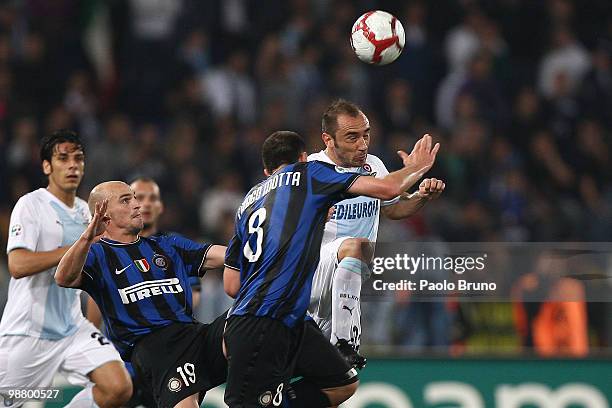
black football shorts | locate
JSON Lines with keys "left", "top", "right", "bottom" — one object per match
{"left": 131, "top": 314, "right": 227, "bottom": 408}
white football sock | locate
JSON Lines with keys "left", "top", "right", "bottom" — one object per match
{"left": 331, "top": 257, "right": 369, "bottom": 349}
{"left": 64, "top": 386, "right": 100, "bottom": 408}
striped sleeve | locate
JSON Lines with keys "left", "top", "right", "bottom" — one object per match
{"left": 167, "top": 235, "right": 211, "bottom": 278}
{"left": 224, "top": 233, "right": 241, "bottom": 271}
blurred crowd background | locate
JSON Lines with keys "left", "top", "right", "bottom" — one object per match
{"left": 0, "top": 0, "right": 611, "bottom": 357}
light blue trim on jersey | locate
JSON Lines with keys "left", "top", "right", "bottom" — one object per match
{"left": 40, "top": 202, "right": 86, "bottom": 340}
{"left": 41, "top": 277, "right": 78, "bottom": 339}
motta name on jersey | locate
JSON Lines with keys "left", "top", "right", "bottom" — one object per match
{"left": 331, "top": 199, "right": 379, "bottom": 220}
{"left": 118, "top": 278, "right": 183, "bottom": 304}
{"left": 237, "top": 171, "right": 301, "bottom": 219}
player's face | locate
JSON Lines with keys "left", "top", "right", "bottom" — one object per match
{"left": 44, "top": 142, "right": 85, "bottom": 193}
{"left": 107, "top": 185, "right": 143, "bottom": 234}
{"left": 326, "top": 112, "right": 370, "bottom": 167}
{"left": 131, "top": 180, "right": 163, "bottom": 228}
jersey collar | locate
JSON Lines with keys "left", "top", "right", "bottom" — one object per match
{"left": 100, "top": 236, "right": 141, "bottom": 246}
{"left": 320, "top": 150, "right": 372, "bottom": 174}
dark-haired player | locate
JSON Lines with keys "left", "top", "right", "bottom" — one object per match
{"left": 0, "top": 130, "right": 132, "bottom": 407}
{"left": 223, "top": 130, "right": 439, "bottom": 407}
{"left": 56, "top": 181, "right": 228, "bottom": 408}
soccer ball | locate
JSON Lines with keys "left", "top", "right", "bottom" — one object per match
{"left": 350, "top": 10, "right": 405, "bottom": 65}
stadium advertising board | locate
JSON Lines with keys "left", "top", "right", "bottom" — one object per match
{"left": 40, "top": 359, "right": 610, "bottom": 408}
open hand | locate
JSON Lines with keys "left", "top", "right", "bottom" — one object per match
{"left": 83, "top": 199, "right": 110, "bottom": 242}
{"left": 397, "top": 134, "right": 440, "bottom": 178}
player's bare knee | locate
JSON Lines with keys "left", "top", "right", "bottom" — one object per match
{"left": 91, "top": 362, "right": 132, "bottom": 406}
{"left": 325, "top": 380, "right": 359, "bottom": 406}
{"left": 98, "top": 378, "right": 132, "bottom": 406}
{"left": 114, "top": 379, "right": 133, "bottom": 406}
{"left": 338, "top": 238, "right": 370, "bottom": 261}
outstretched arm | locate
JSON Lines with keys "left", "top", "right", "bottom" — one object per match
{"left": 201, "top": 245, "right": 227, "bottom": 270}
{"left": 55, "top": 200, "right": 109, "bottom": 288}
{"left": 382, "top": 178, "right": 445, "bottom": 220}
{"left": 348, "top": 134, "right": 440, "bottom": 200}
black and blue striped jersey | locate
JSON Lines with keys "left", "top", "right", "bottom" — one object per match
{"left": 79, "top": 234, "right": 211, "bottom": 360}
{"left": 225, "top": 160, "right": 360, "bottom": 327}
{"left": 152, "top": 231, "right": 202, "bottom": 291}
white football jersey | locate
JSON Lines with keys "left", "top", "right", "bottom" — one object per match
{"left": 308, "top": 151, "right": 398, "bottom": 244}
{"left": 1, "top": 188, "right": 90, "bottom": 340}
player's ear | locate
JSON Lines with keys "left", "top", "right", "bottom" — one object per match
{"left": 42, "top": 160, "right": 52, "bottom": 176}
{"left": 322, "top": 132, "right": 334, "bottom": 148}
{"left": 263, "top": 168, "right": 271, "bottom": 177}
{"left": 298, "top": 152, "right": 308, "bottom": 162}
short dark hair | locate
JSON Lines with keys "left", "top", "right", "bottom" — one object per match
{"left": 40, "top": 129, "right": 84, "bottom": 163}
{"left": 262, "top": 131, "right": 306, "bottom": 173}
{"left": 321, "top": 99, "right": 362, "bottom": 138}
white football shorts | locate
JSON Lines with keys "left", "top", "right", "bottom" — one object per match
{"left": 308, "top": 237, "right": 351, "bottom": 339}
{"left": 0, "top": 319, "right": 122, "bottom": 407}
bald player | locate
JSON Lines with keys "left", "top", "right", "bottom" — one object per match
{"left": 86, "top": 178, "right": 202, "bottom": 326}
{"left": 86, "top": 178, "right": 207, "bottom": 407}
{"left": 57, "top": 181, "right": 228, "bottom": 408}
